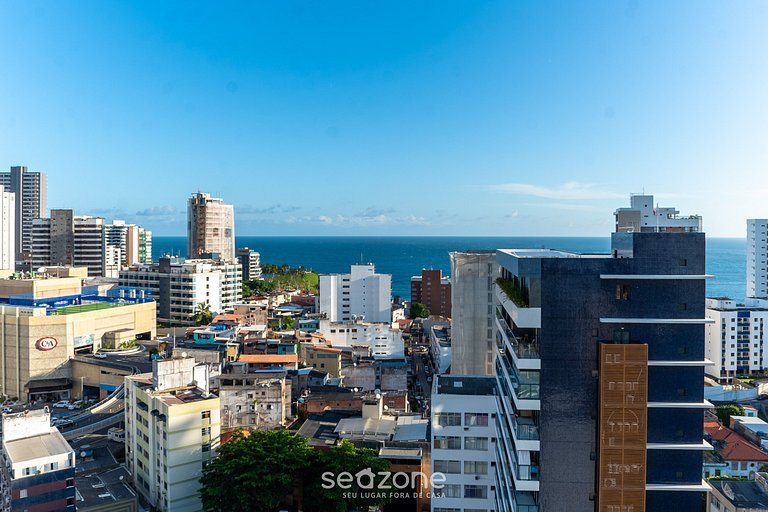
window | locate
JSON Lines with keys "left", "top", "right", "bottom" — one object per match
{"left": 442, "top": 484, "right": 462, "bottom": 498}
{"left": 613, "top": 329, "right": 630, "bottom": 343}
{"left": 615, "top": 284, "right": 630, "bottom": 300}
{"left": 202, "top": 427, "right": 211, "bottom": 436}
{"left": 19, "top": 489, "right": 27, "bottom": 498}
{"left": 433, "top": 460, "right": 461, "bottom": 474}
{"left": 434, "top": 436, "right": 461, "bottom": 449}
{"left": 464, "top": 485, "right": 488, "bottom": 499}
{"left": 465, "top": 413, "right": 489, "bottom": 427}
{"left": 434, "top": 412, "right": 461, "bottom": 427}
{"left": 202, "top": 443, "right": 211, "bottom": 452}
{"left": 201, "top": 410, "right": 211, "bottom": 419}
{"left": 464, "top": 461, "right": 488, "bottom": 475}
{"left": 66, "top": 478, "right": 74, "bottom": 487}
{"left": 464, "top": 437, "right": 489, "bottom": 450}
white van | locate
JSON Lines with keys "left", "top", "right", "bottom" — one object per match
{"left": 108, "top": 427, "right": 125, "bottom": 442}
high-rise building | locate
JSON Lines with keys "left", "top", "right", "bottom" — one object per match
{"left": 125, "top": 358, "right": 220, "bottom": 511}
{"left": 119, "top": 256, "right": 242, "bottom": 325}
{"left": 187, "top": 192, "right": 235, "bottom": 262}
{"left": 237, "top": 247, "right": 262, "bottom": 281}
{"left": 31, "top": 210, "right": 107, "bottom": 276}
{"left": 410, "top": 268, "right": 452, "bottom": 317}
{"left": 489, "top": 195, "right": 709, "bottom": 512}
{"left": 747, "top": 219, "right": 768, "bottom": 298}
{"left": 0, "top": 408, "right": 75, "bottom": 512}
{"left": 449, "top": 251, "right": 498, "bottom": 375}
{"left": 705, "top": 297, "right": 768, "bottom": 382}
{"left": 105, "top": 220, "right": 153, "bottom": 267}
{"left": 614, "top": 193, "right": 702, "bottom": 233}
{"left": 319, "top": 263, "right": 392, "bottom": 323}
{"left": 0, "top": 191, "right": 15, "bottom": 272}
{"left": 0, "top": 165, "right": 47, "bottom": 263}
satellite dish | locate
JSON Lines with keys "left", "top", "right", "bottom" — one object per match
{"left": 383, "top": 405, "right": 389, "bottom": 411}
{"left": 374, "top": 389, "right": 381, "bottom": 395}
{"left": 181, "top": 352, "right": 188, "bottom": 358}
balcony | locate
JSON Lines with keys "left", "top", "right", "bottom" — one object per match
{"left": 495, "top": 281, "right": 541, "bottom": 329}
{"left": 497, "top": 352, "right": 541, "bottom": 403}
{"left": 513, "top": 415, "right": 540, "bottom": 441}
{"left": 496, "top": 307, "right": 540, "bottom": 361}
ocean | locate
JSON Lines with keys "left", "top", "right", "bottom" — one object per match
{"left": 153, "top": 236, "right": 747, "bottom": 301}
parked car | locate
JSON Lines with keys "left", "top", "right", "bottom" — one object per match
{"left": 94, "top": 352, "right": 107, "bottom": 359}
{"left": 68, "top": 401, "right": 83, "bottom": 410}
{"left": 52, "top": 400, "right": 71, "bottom": 408}
{"left": 53, "top": 419, "right": 74, "bottom": 429}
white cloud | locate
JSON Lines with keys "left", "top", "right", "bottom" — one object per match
{"left": 487, "top": 181, "right": 624, "bottom": 200}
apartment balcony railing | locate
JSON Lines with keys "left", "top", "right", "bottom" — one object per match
{"left": 496, "top": 308, "right": 540, "bottom": 359}
{"left": 498, "top": 352, "right": 540, "bottom": 400}
{"left": 512, "top": 416, "right": 540, "bottom": 441}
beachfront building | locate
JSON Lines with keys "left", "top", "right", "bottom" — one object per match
{"left": 748, "top": 219, "right": 768, "bottom": 299}
{"left": 0, "top": 408, "right": 75, "bottom": 512}
{"left": 237, "top": 247, "right": 262, "bottom": 281}
{"left": 0, "top": 269, "right": 156, "bottom": 401}
{"left": 449, "top": 250, "right": 499, "bottom": 375}
{"left": 187, "top": 192, "right": 235, "bottom": 263}
{"left": 125, "top": 358, "right": 220, "bottom": 512}
{"left": 614, "top": 193, "right": 702, "bottom": 233}
{"left": 490, "top": 194, "right": 710, "bottom": 511}
{"left": 105, "top": 220, "right": 153, "bottom": 267}
{"left": 119, "top": 256, "right": 242, "bottom": 326}
{"left": 319, "top": 263, "right": 391, "bottom": 323}
{"left": 705, "top": 297, "right": 768, "bottom": 382}
{"left": 410, "top": 269, "right": 451, "bottom": 317}
{"left": 0, "top": 165, "right": 46, "bottom": 263}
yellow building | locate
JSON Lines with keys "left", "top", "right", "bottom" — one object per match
{"left": 0, "top": 271, "right": 156, "bottom": 400}
{"left": 125, "top": 358, "right": 220, "bottom": 512}
{"left": 300, "top": 343, "right": 342, "bottom": 377}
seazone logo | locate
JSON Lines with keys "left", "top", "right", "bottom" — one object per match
{"left": 36, "top": 337, "right": 58, "bottom": 351}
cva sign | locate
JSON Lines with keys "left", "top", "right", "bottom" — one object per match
{"left": 36, "top": 337, "right": 58, "bottom": 351}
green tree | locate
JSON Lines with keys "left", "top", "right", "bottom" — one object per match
{"left": 242, "top": 283, "right": 252, "bottom": 298}
{"left": 715, "top": 404, "right": 745, "bottom": 425}
{"left": 303, "top": 441, "right": 392, "bottom": 512}
{"left": 200, "top": 430, "right": 314, "bottom": 512}
{"left": 410, "top": 302, "right": 430, "bottom": 319}
{"left": 282, "top": 316, "right": 295, "bottom": 330}
{"left": 194, "top": 301, "right": 213, "bottom": 326}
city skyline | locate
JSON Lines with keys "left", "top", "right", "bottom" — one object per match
{"left": 2, "top": 2, "right": 767, "bottom": 236}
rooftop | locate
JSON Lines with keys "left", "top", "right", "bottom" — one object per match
{"left": 709, "top": 479, "right": 768, "bottom": 508}
{"left": 497, "top": 248, "right": 610, "bottom": 259}
{"left": 435, "top": 375, "right": 497, "bottom": 396}
{"left": 153, "top": 386, "right": 215, "bottom": 406}
{"left": 3, "top": 430, "right": 73, "bottom": 464}
{"left": 238, "top": 354, "right": 299, "bottom": 364}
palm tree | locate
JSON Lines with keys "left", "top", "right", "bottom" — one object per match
{"left": 194, "top": 301, "right": 212, "bottom": 326}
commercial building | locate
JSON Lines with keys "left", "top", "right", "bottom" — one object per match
{"left": 0, "top": 191, "right": 14, "bottom": 272}
{"left": 0, "top": 408, "right": 76, "bottom": 512}
{"left": 449, "top": 250, "right": 498, "bottom": 375}
{"left": 490, "top": 194, "right": 710, "bottom": 511}
{"left": 0, "top": 270, "right": 155, "bottom": 400}
{"left": 0, "top": 165, "right": 47, "bottom": 263}
{"left": 748, "top": 219, "right": 768, "bottom": 299}
{"left": 318, "top": 319, "right": 404, "bottom": 358}
{"left": 187, "top": 192, "right": 235, "bottom": 262}
{"left": 237, "top": 247, "right": 262, "bottom": 281}
{"left": 410, "top": 268, "right": 451, "bottom": 317}
{"left": 214, "top": 369, "right": 291, "bottom": 430}
{"left": 319, "top": 263, "right": 391, "bottom": 323}
{"left": 119, "top": 256, "right": 242, "bottom": 325}
{"left": 705, "top": 298, "right": 768, "bottom": 382}
{"left": 430, "top": 375, "right": 498, "bottom": 512}
{"left": 124, "top": 358, "right": 220, "bottom": 512}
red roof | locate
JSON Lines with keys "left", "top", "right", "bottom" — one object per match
{"left": 706, "top": 423, "right": 768, "bottom": 462}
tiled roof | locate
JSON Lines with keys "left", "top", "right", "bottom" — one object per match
{"left": 238, "top": 354, "right": 299, "bottom": 364}
{"left": 706, "top": 423, "right": 768, "bottom": 462}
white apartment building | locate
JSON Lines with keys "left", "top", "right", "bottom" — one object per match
{"left": 105, "top": 220, "right": 153, "bottom": 267}
{"left": 615, "top": 193, "right": 702, "bottom": 233}
{"left": 125, "top": 358, "right": 220, "bottom": 512}
{"left": 237, "top": 247, "right": 262, "bottom": 281}
{"left": 705, "top": 297, "right": 768, "bottom": 382}
{"left": 318, "top": 319, "right": 404, "bottom": 358}
{"left": 187, "top": 192, "right": 235, "bottom": 262}
{"left": 449, "top": 251, "right": 499, "bottom": 375}
{"left": 0, "top": 166, "right": 46, "bottom": 262}
{"left": 319, "top": 263, "right": 392, "bottom": 323}
{"left": 430, "top": 375, "right": 498, "bottom": 512}
{"left": 119, "top": 256, "right": 242, "bottom": 325}
{"left": 0, "top": 191, "right": 15, "bottom": 272}
{"left": 748, "top": 219, "right": 768, "bottom": 298}
{"left": 31, "top": 210, "right": 106, "bottom": 277}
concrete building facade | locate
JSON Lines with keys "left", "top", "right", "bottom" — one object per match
{"left": 614, "top": 193, "right": 702, "bottom": 233}
{"left": 318, "top": 319, "right": 404, "bottom": 358}
{"left": 410, "top": 268, "right": 451, "bottom": 317}
{"left": 0, "top": 191, "right": 14, "bottom": 272}
{"left": 705, "top": 298, "right": 768, "bottom": 382}
{"left": 31, "top": 210, "right": 110, "bottom": 277}
{"left": 237, "top": 247, "right": 262, "bottom": 281}
{"left": 215, "top": 370, "right": 291, "bottom": 430}
{"left": 449, "top": 250, "right": 498, "bottom": 375}
{"left": 119, "top": 256, "right": 242, "bottom": 326}
{"left": 0, "top": 166, "right": 47, "bottom": 263}
{"left": 748, "top": 219, "right": 768, "bottom": 299}
{"left": 319, "top": 263, "right": 391, "bottom": 323}
{"left": 125, "top": 358, "right": 220, "bottom": 512}
{"left": 187, "top": 192, "right": 235, "bottom": 263}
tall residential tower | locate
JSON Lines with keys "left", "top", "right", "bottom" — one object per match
{"left": 747, "top": 219, "right": 768, "bottom": 298}
{"left": 0, "top": 165, "right": 47, "bottom": 263}
{"left": 187, "top": 192, "right": 235, "bottom": 262}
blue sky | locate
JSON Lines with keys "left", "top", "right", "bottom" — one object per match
{"left": 1, "top": 1, "right": 766, "bottom": 236}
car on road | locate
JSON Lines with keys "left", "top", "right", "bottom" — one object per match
{"left": 52, "top": 400, "right": 71, "bottom": 408}
{"left": 68, "top": 401, "right": 84, "bottom": 410}
{"left": 53, "top": 419, "right": 74, "bottom": 429}
{"left": 94, "top": 352, "right": 107, "bottom": 359}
